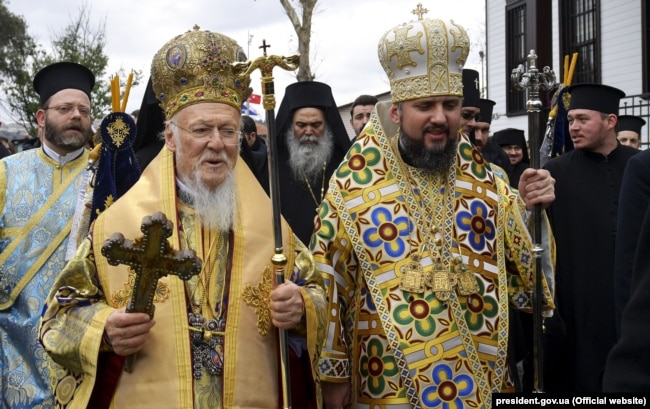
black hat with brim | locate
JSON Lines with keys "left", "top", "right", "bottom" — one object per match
{"left": 33, "top": 61, "right": 95, "bottom": 105}
{"left": 617, "top": 115, "right": 646, "bottom": 134}
{"left": 493, "top": 128, "right": 526, "bottom": 148}
{"left": 567, "top": 83, "right": 625, "bottom": 115}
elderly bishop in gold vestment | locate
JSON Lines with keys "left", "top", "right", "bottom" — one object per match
{"left": 39, "top": 26, "right": 327, "bottom": 409}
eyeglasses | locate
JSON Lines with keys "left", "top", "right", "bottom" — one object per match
{"left": 461, "top": 111, "right": 481, "bottom": 122}
{"left": 45, "top": 104, "right": 92, "bottom": 118}
{"left": 171, "top": 122, "right": 242, "bottom": 145}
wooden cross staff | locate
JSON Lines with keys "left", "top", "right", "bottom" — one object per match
{"left": 101, "top": 211, "right": 202, "bottom": 372}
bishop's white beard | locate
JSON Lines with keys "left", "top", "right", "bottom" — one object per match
{"left": 178, "top": 172, "right": 237, "bottom": 232}
{"left": 286, "top": 126, "right": 335, "bottom": 182}
{"left": 174, "top": 135, "right": 237, "bottom": 233}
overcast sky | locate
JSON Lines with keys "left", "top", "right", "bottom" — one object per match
{"left": 1, "top": 0, "right": 485, "bottom": 123}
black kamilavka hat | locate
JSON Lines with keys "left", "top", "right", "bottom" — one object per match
{"left": 462, "top": 69, "right": 481, "bottom": 108}
{"left": 33, "top": 61, "right": 95, "bottom": 105}
{"left": 617, "top": 115, "right": 646, "bottom": 134}
{"left": 567, "top": 83, "right": 625, "bottom": 115}
{"left": 478, "top": 99, "right": 496, "bottom": 124}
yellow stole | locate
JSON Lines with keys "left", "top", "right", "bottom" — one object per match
{"left": 93, "top": 147, "right": 294, "bottom": 408}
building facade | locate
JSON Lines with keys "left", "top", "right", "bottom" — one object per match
{"left": 486, "top": 0, "right": 649, "bottom": 147}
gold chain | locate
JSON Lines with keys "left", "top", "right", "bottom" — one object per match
{"left": 391, "top": 135, "right": 452, "bottom": 252}
{"left": 181, "top": 223, "right": 225, "bottom": 319}
{"left": 390, "top": 135, "right": 478, "bottom": 297}
{"left": 303, "top": 161, "right": 327, "bottom": 209}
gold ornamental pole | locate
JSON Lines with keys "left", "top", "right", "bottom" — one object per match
{"left": 233, "top": 41, "right": 299, "bottom": 409}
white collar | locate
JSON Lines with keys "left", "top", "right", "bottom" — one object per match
{"left": 42, "top": 142, "right": 85, "bottom": 165}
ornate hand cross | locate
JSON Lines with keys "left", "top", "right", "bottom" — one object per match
{"left": 101, "top": 211, "right": 202, "bottom": 372}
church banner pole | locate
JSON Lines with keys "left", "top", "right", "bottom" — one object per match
{"left": 511, "top": 49, "right": 556, "bottom": 393}
{"left": 234, "top": 41, "right": 299, "bottom": 409}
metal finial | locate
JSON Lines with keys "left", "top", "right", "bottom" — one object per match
{"left": 412, "top": 3, "right": 428, "bottom": 20}
{"left": 259, "top": 39, "right": 271, "bottom": 56}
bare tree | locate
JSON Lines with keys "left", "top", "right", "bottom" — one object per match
{"left": 0, "top": 2, "right": 142, "bottom": 135}
{"left": 278, "top": 0, "right": 317, "bottom": 81}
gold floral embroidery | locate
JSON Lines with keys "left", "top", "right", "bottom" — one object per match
{"left": 243, "top": 266, "right": 273, "bottom": 336}
{"left": 111, "top": 267, "right": 170, "bottom": 308}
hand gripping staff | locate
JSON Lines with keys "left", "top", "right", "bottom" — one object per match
{"left": 233, "top": 40, "right": 300, "bottom": 409}
{"left": 511, "top": 50, "right": 556, "bottom": 393}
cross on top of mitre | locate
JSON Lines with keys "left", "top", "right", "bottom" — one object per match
{"left": 412, "top": 3, "right": 428, "bottom": 20}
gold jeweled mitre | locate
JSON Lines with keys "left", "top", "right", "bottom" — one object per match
{"left": 151, "top": 25, "right": 252, "bottom": 119}
{"left": 378, "top": 17, "right": 470, "bottom": 103}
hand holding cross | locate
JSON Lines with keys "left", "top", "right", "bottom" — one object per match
{"left": 101, "top": 211, "right": 202, "bottom": 372}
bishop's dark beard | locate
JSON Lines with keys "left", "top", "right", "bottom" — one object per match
{"left": 44, "top": 117, "right": 92, "bottom": 151}
{"left": 398, "top": 128, "right": 458, "bottom": 175}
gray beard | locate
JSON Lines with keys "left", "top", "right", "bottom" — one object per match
{"left": 177, "top": 171, "right": 237, "bottom": 233}
{"left": 286, "top": 126, "right": 335, "bottom": 182}
{"left": 172, "top": 128, "right": 237, "bottom": 232}
{"left": 398, "top": 128, "right": 458, "bottom": 176}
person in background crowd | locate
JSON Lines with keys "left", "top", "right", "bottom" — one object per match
{"left": 240, "top": 114, "right": 268, "bottom": 190}
{"left": 462, "top": 71, "right": 511, "bottom": 179}
{"left": 616, "top": 115, "right": 646, "bottom": 149}
{"left": 273, "top": 81, "right": 351, "bottom": 407}
{"left": 349, "top": 94, "right": 378, "bottom": 140}
{"left": 274, "top": 81, "right": 351, "bottom": 246}
{"left": 493, "top": 128, "right": 530, "bottom": 187}
{"left": 612, "top": 118, "right": 650, "bottom": 335}
{"left": 0, "top": 137, "right": 14, "bottom": 158}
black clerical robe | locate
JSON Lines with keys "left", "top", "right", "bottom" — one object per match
{"left": 543, "top": 145, "right": 638, "bottom": 392}
{"left": 273, "top": 81, "right": 352, "bottom": 246}
{"left": 277, "top": 147, "right": 343, "bottom": 245}
{"left": 508, "top": 161, "right": 530, "bottom": 189}
{"left": 613, "top": 148, "right": 650, "bottom": 332}
{"left": 603, "top": 202, "right": 650, "bottom": 391}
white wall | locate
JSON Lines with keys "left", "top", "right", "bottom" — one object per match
{"left": 485, "top": 0, "right": 528, "bottom": 134}
{"left": 600, "top": 0, "right": 644, "bottom": 96}
{"left": 485, "top": 0, "right": 644, "bottom": 136}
